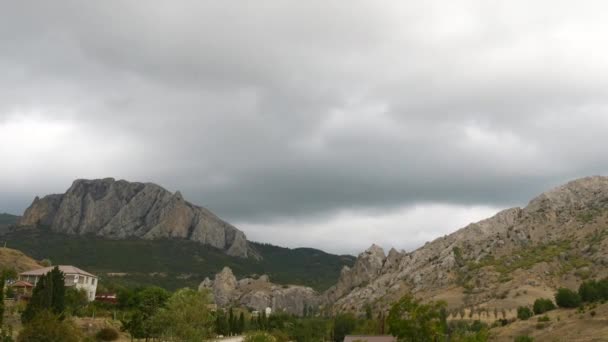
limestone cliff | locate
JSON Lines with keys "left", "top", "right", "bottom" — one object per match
{"left": 200, "top": 267, "right": 320, "bottom": 315}
{"left": 18, "top": 178, "right": 249, "bottom": 257}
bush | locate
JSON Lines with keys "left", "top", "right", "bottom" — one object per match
{"left": 514, "top": 336, "right": 534, "bottom": 342}
{"left": 95, "top": 327, "right": 119, "bottom": 341}
{"left": 555, "top": 288, "right": 582, "bottom": 308}
{"left": 533, "top": 298, "right": 556, "bottom": 315}
{"left": 578, "top": 278, "right": 608, "bottom": 302}
{"left": 18, "top": 310, "right": 82, "bottom": 342}
{"left": 516, "top": 306, "right": 533, "bottom": 320}
{"left": 537, "top": 315, "right": 550, "bottom": 322}
{"left": 245, "top": 331, "right": 277, "bottom": 342}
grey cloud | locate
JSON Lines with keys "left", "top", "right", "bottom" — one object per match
{"left": 2, "top": 1, "right": 608, "bottom": 252}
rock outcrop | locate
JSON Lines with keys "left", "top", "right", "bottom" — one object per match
{"left": 326, "top": 176, "right": 608, "bottom": 313}
{"left": 200, "top": 267, "right": 320, "bottom": 315}
{"left": 18, "top": 178, "right": 250, "bottom": 257}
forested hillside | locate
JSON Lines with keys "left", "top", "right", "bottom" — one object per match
{"left": 0, "top": 229, "right": 355, "bottom": 291}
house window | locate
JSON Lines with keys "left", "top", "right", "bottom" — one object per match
{"left": 78, "top": 277, "right": 84, "bottom": 284}
{"left": 92, "top": 278, "right": 96, "bottom": 285}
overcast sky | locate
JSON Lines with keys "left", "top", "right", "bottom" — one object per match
{"left": 2, "top": 1, "right": 608, "bottom": 255}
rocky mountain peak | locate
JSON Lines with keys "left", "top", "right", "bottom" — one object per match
{"left": 526, "top": 176, "right": 608, "bottom": 212}
{"left": 18, "top": 178, "right": 250, "bottom": 258}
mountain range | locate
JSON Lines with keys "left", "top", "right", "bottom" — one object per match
{"left": 6, "top": 175, "right": 608, "bottom": 320}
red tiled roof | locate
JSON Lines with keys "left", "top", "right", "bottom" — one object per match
{"left": 10, "top": 280, "right": 33, "bottom": 288}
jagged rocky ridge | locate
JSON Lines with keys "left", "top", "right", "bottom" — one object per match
{"left": 18, "top": 178, "right": 250, "bottom": 257}
{"left": 324, "top": 176, "right": 608, "bottom": 313}
{"left": 200, "top": 267, "right": 320, "bottom": 315}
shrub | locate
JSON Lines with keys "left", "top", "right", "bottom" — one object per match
{"left": 533, "top": 298, "right": 556, "bottom": 315}
{"left": 516, "top": 306, "right": 533, "bottom": 320}
{"left": 537, "top": 315, "right": 550, "bottom": 322}
{"left": 514, "top": 336, "right": 534, "bottom": 342}
{"left": 17, "top": 310, "right": 82, "bottom": 342}
{"left": 590, "top": 310, "right": 597, "bottom": 317}
{"left": 555, "top": 288, "right": 581, "bottom": 308}
{"left": 578, "top": 278, "right": 608, "bottom": 302}
{"left": 245, "top": 331, "right": 277, "bottom": 342}
{"left": 95, "top": 327, "right": 119, "bottom": 341}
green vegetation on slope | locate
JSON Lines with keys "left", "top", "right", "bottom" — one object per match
{"left": 0, "top": 213, "right": 19, "bottom": 225}
{"left": 0, "top": 229, "right": 355, "bottom": 291}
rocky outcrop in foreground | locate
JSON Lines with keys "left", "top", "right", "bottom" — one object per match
{"left": 200, "top": 267, "right": 320, "bottom": 315}
{"left": 18, "top": 178, "right": 249, "bottom": 257}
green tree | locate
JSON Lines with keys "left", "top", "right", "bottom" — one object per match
{"left": 151, "top": 288, "right": 215, "bottom": 341}
{"left": 333, "top": 313, "right": 357, "bottom": 342}
{"left": 21, "top": 266, "right": 65, "bottom": 323}
{"left": 387, "top": 294, "right": 448, "bottom": 341}
{"left": 555, "top": 288, "right": 581, "bottom": 308}
{"left": 516, "top": 306, "right": 533, "bottom": 320}
{"left": 64, "top": 288, "right": 88, "bottom": 316}
{"left": 120, "top": 286, "right": 169, "bottom": 339}
{"left": 229, "top": 308, "right": 236, "bottom": 335}
{"left": 215, "top": 310, "right": 229, "bottom": 336}
{"left": 17, "top": 310, "right": 82, "bottom": 342}
{"left": 532, "top": 298, "right": 556, "bottom": 315}
{"left": 238, "top": 312, "right": 246, "bottom": 334}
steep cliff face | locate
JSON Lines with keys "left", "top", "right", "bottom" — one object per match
{"left": 200, "top": 267, "right": 320, "bottom": 315}
{"left": 327, "top": 176, "right": 608, "bottom": 313}
{"left": 18, "top": 178, "right": 249, "bottom": 257}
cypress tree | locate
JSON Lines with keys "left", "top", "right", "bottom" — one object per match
{"left": 238, "top": 312, "right": 245, "bottom": 334}
{"left": 228, "top": 308, "right": 235, "bottom": 335}
{"left": 21, "top": 266, "right": 66, "bottom": 323}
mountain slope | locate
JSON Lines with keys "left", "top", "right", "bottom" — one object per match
{"left": 18, "top": 178, "right": 249, "bottom": 257}
{"left": 0, "top": 247, "right": 41, "bottom": 272}
{"left": 0, "top": 213, "right": 19, "bottom": 233}
{"left": 327, "top": 176, "right": 608, "bottom": 314}
{"left": 0, "top": 229, "right": 355, "bottom": 291}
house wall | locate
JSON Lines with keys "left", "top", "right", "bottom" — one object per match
{"left": 19, "top": 273, "right": 98, "bottom": 301}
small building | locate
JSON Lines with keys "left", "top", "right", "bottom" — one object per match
{"left": 9, "top": 280, "right": 34, "bottom": 298}
{"left": 95, "top": 293, "right": 118, "bottom": 304}
{"left": 343, "top": 336, "right": 396, "bottom": 342}
{"left": 19, "top": 265, "right": 98, "bottom": 301}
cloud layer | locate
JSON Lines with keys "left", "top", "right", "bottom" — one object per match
{"left": 2, "top": 1, "right": 608, "bottom": 254}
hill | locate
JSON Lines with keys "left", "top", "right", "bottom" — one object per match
{"left": 0, "top": 247, "right": 41, "bottom": 272}
{"left": 326, "top": 176, "right": 608, "bottom": 315}
{"left": 0, "top": 229, "right": 355, "bottom": 291}
{"left": 0, "top": 213, "right": 19, "bottom": 233}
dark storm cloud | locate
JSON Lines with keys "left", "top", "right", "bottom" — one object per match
{"left": 2, "top": 1, "right": 608, "bottom": 253}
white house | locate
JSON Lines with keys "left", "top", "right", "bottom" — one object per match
{"left": 19, "top": 265, "right": 98, "bottom": 301}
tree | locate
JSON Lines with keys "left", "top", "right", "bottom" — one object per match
{"left": 215, "top": 310, "right": 229, "bottom": 336}
{"left": 64, "top": 288, "right": 88, "bottom": 316}
{"left": 516, "top": 306, "right": 533, "bottom": 320}
{"left": 120, "top": 286, "right": 169, "bottom": 340}
{"left": 151, "top": 288, "right": 215, "bottom": 341}
{"left": 18, "top": 310, "right": 82, "bottom": 342}
{"left": 229, "top": 308, "right": 236, "bottom": 335}
{"left": 21, "top": 266, "right": 65, "bottom": 323}
{"left": 387, "top": 295, "right": 447, "bottom": 341}
{"left": 555, "top": 288, "right": 581, "bottom": 308}
{"left": 332, "top": 313, "right": 357, "bottom": 342}
{"left": 533, "top": 298, "right": 556, "bottom": 315}
{"left": 238, "top": 312, "right": 246, "bottom": 334}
